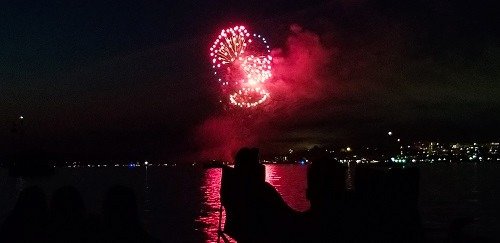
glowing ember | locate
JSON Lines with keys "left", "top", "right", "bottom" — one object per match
{"left": 229, "top": 87, "right": 270, "bottom": 108}
{"left": 210, "top": 25, "right": 272, "bottom": 108}
{"left": 242, "top": 55, "right": 272, "bottom": 85}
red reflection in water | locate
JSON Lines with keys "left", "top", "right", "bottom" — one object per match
{"left": 196, "top": 168, "right": 229, "bottom": 242}
{"left": 265, "top": 165, "right": 310, "bottom": 212}
{"left": 196, "top": 165, "right": 310, "bottom": 242}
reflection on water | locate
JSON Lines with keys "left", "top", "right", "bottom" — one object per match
{"left": 265, "top": 164, "right": 310, "bottom": 212}
{"left": 193, "top": 163, "right": 500, "bottom": 242}
{"left": 143, "top": 167, "right": 152, "bottom": 229}
{"left": 197, "top": 164, "right": 310, "bottom": 242}
{"left": 196, "top": 168, "right": 226, "bottom": 242}
{"left": 1, "top": 164, "right": 498, "bottom": 242}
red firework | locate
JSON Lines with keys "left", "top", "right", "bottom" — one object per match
{"left": 210, "top": 25, "right": 272, "bottom": 108}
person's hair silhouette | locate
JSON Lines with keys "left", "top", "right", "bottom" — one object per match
{"left": 306, "top": 158, "right": 346, "bottom": 211}
{"left": 100, "top": 185, "right": 160, "bottom": 243}
{"left": 233, "top": 147, "right": 265, "bottom": 182}
{"left": 221, "top": 147, "right": 298, "bottom": 242}
{"left": 48, "top": 186, "right": 87, "bottom": 243}
{"left": 304, "top": 155, "right": 350, "bottom": 242}
{"left": 0, "top": 186, "right": 49, "bottom": 242}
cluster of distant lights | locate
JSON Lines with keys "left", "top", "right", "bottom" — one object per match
{"left": 210, "top": 25, "right": 272, "bottom": 108}
{"left": 61, "top": 161, "right": 179, "bottom": 168}
{"left": 271, "top": 140, "right": 500, "bottom": 165}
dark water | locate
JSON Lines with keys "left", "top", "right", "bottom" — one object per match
{"left": 1, "top": 163, "right": 499, "bottom": 242}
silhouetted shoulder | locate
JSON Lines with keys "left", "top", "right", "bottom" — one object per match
{"left": 48, "top": 186, "right": 88, "bottom": 243}
{"left": 0, "top": 186, "right": 49, "bottom": 243}
{"left": 100, "top": 185, "right": 161, "bottom": 243}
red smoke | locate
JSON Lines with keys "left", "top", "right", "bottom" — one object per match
{"left": 270, "top": 24, "right": 334, "bottom": 105}
{"left": 194, "top": 24, "right": 335, "bottom": 162}
{"left": 193, "top": 114, "right": 259, "bottom": 162}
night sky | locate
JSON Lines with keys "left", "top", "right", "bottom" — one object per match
{"left": 1, "top": 0, "right": 498, "bottom": 161}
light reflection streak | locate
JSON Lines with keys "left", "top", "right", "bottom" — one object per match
{"left": 266, "top": 165, "right": 310, "bottom": 212}
{"left": 196, "top": 168, "right": 235, "bottom": 243}
{"left": 265, "top": 164, "right": 282, "bottom": 187}
{"left": 196, "top": 165, "right": 309, "bottom": 242}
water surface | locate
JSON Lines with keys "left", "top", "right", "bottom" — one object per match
{"left": 1, "top": 163, "right": 499, "bottom": 242}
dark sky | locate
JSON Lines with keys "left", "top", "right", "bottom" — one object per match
{"left": 0, "top": 0, "right": 498, "bottom": 161}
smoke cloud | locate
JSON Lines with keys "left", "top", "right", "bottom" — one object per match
{"left": 193, "top": 24, "right": 335, "bottom": 162}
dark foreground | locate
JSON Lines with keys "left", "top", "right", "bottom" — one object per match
{"left": 0, "top": 163, "right": 499, "bottom": 242}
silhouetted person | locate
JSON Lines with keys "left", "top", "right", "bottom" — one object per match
{"left": 301, "top": 154, "right": 351, "bottom": 242}
{"left": 221, "top": 147, "right": 298, "bottom": 242}
{"left": 99, "top": 185, "right": 160, "bottom": 243}
{"left": 233, "top": 147, "right": 265, "bottom": 182}
{"left": 48, "top": 186, "right": 88, "bottom": 243}
{"left": 0, "top": 186, "right": 49, "bottom": 243}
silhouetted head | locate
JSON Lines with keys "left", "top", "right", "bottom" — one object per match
{"left": 51, "top": 186, "right": 85, "bottom": 222}
{"left": 309, "top": 146, "right": 329, "bottom": 161}
{"left": 234, "top": 147, "right": 264, "bottom": 182}
{"left": 2, "top": 186, "right": 49, "bottom": 242}
{"left": 306, "top": 158, "right": 345, "bottom": 211}
{"left": 234, "top": 147, "right": 259, "bottom": 168}
{"left": 103, "top": 185, "right": 139, "bottom": 228}
{"left": 14, "top": 186, "right": 48, "bottom": 219}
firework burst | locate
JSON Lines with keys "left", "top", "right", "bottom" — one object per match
{"left": 210, "top": 25, "right": 272, "bottom": 108}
